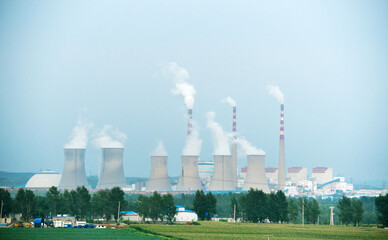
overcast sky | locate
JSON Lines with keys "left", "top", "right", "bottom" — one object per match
{"left": 0, "top": 0, "right": 387, "bottom": 184}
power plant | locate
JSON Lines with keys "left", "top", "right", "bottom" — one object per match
{"left": 176, "top": 155, "right": 202, "bottom": 191}
{"left": 278, "top": 104, "right": 286, "bottom": 190}
{"left": 146, "top": 156, "right": 171, "bottom": 191}
{"left": 242, "top": 154, "right": 270, "bottom": 193}
{"left": 96, "top": 148, "right": 127, "bottom": 189}
{"left": 208, "top": 155, "right": 235, "bottom": 191}
{"left": 58, "top": 148, "right": 90, "bottom": 190}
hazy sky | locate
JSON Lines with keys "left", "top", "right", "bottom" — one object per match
{"left": 1, "top": 1, "right": 387, "bottom": 183}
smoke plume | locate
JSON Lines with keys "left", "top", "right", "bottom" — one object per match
{"left": 164, "top": 62, "right": 196, "bottom": 109}
{"left": 207, "top": 111, "right": 231, "bottom": 155}
{"left": 222, "top": 97, "right": 236, "bottom": 107}
{"left": 182, "top": 120, "right": 202, "bottom": 156}
{"left": 64, "top": 117, "right": 93, "bottom": 149}
{"left": 268, "top": 85, "right": 284, "bottom": 104}
{"left": 236, "top": 137, "right": 266, "bottom": 156}
{"left": 93, "top": 125, "right": 127, "bottom": 148}
{"left": 152, "top": 141, "right": 168, "bottom": 156}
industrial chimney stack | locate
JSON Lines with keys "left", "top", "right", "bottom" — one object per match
{"left": 96, "top": 148, "right": 127, "bottom": 189}
{"left": 278, "top": 104, "right": 286, "bottom": 190}
{"left": 146, "top": 156, "right": 171, "bottom": 191}
{"left": 242, "top": 154, "right": 270, "bottom": 193}
{"left": 231, "top": 106, "right": 237, "bottom": 188}
{"left": 59, "top": 148, "right": 90, "bottom": 190}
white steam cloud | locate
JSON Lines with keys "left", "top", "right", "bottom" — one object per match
{"left": 207, "top": 111, "right": 231, "bottom": 155}
{"left": 236, "top": 137, "right": 266, "bottom": 156}
{"left": 182, "top": 120, "right": 202, "bottom": 156}
{"left": 93, "top": 125, "right": 127, "bottom": 148}
{"left": 268, "top": 85, "right": 284, "bottom": 104}
{"left": 64, "top": 117, "right": 93, "bottom": 149}
{"left": 152, "top": 141, "right": 168, "bottom": 156}
{"left": 164, "top": 62, "right": 196, "bottom": 109}
{"left": 222, "top": 97, "right": 236, "bottom": 107}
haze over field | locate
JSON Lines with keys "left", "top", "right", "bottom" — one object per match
{"left": 0, "top": 1, "right": 387, "bottom": 184}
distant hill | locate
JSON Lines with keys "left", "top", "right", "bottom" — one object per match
{"left": 0, "top": 171, "right": 35, "bottom": 187}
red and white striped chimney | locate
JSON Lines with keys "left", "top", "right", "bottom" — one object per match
{"left": 280, "top": 104, "right": 284, "bottom": 139}
{"left": 278, "top": 104, "right": 286, "bottom": 190}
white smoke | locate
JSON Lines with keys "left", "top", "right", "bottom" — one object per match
{"left": 182, "top": 120, "right": 202, "bottom": 156}
{"left": 64, "top": 117, "right": 93, "bottom": 149}
{"left": 164, "top": 62, "right": 196, "bottom": 109}
{"left": 222, "top": 97, "right": 236, "bottom": 107}
{"left": 268, "top": 85, "right": 284, "bottom": 104}
{"left": 236, "top": 137, "right": 266, "bottom": 156}
{"left": 207, "top": 111, "right": 231, "bottom": 155}
{"left": 93, "top": 125, "right": 127, "bottom": 148}
{"left": 152, "top": 141, "right": 168, "bottom": 156}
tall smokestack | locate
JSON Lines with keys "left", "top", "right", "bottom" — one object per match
{"left": 176, "top": 155, "right": 202, "bottom": 191}
{"left": 188, "top": 109, "right": 193, "bottom": 136}
{"left": 278, "top": 104, "right": 286, "bottom": 190}
{"left": 231, "top": 106, "right": 237, "bottom": 188}
{"left": 58, "top": 148, "right": 90, "bottom": 190}
{"left": 242, "top": 154, "right": 270, "bottom": 193}
{"left": 208, "top": 155, "right": 235, "bottom": 191}
{"left": 96, "top": 148, "right": 127, "bottom": 189}
{"left": 146, "top": 156, "right": 171, "bottom": 191}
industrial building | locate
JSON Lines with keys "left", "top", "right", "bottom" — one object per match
{"left": 198, "top": 161, "right": 214, "bottom": 189}
{"left": 265, "top": 167, "right": 278, "bottom": 185}
{"left": 287, "top": 167, "right": 307, "bottom": 185}
{"left": 25, "top": 171, "right": 61, "bottom": 189}
{"left": 312, "top": 167, "right": 333, "bottom": 185}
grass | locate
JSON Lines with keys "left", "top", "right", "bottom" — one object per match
{"left": 133, "top": 221, "right": 388, "bottom": 240}
{"left": 0, "top": 228, "right": 163, "bottom": 240}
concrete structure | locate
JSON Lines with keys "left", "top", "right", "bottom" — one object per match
{"left": 176, "top": 155, "right": 202, "bottom": 191}
{"left": 209, "top": 155, "right": 235, "bottom": 191}
{"left": 265, "top": 167, "right": 278, "bottom": 185}
{"left": 198, "top": 161, "right": 214, "bottom": 189}
{"left": 26, "top": 171, "right": 62, "bottom": 189}
{"left": 278, "top": 104, "right": 286, "bottom": 190}
{"left": 175, "top": 206, "right": 198, "bottom": 222}
{"left": 96, "top": 148, "right": 127, "bottom": 189}
{"left": 146, "top": 156, "right": 171, "bottom": 191}
{"left": 58, "top": 148, "right": 90, "bottom": 190}
{"left": 231, "top": 106, "right": 237, "bottom": 189}
{"left": 121, "top": 211, "right": 141, "bottom": 222}
{"left": 243, "top": 155, "right": 270, "bottom": 193}
{"left": 53, "top": 215, "right": 76, "bottom": 228}
{"left": 287, "top": 167, "right": 307, "bottom": 185}
{"left": 312, "top": 167, "right": 333, "bottom": 185}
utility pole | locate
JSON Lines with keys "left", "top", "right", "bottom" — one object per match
{"left": 302, "top": 195, "right": 304, "bottom": 226}
{"left": 117, "top": 201, "right": 121, "bottom": 223}
{"left": 329, "top": 206, "right": 335, "bottom": 225}
{"left": 233, "top": 204, "right": 236, "bottom": 222}
{"left": 1, "top": 200, "right": 3, "bottom": 218}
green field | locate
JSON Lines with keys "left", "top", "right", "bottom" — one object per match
{"left": 0, "top": 228, "right": 162, "bottom": 240}
{"left": 134, "top": 222, "right": 388, "bottom": 240}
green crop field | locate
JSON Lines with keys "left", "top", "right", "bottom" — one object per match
{"left": 133, "top": 221, "right": 388, "bottom": 240}
{"left": 0, "top": 228, "right": 163, "bottom": 240}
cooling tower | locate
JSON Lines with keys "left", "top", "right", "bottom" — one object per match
{"left": 243, "top": 154, "right": 270, "bottom": 193}
{"left": 58, "top": 148, "right": 90, "bottom": 190}
{"left": 96, "top": 148, "right": 127, "bottom": 189}
{"left": 146, "top": 156, "right": 171, "bottom": 191}
{"left": 209, "top": 155, "right": 235, "bottom": 191}
{"left": 278, "top": 104, "right": 286, "bottom": 190}
{"left": 231, "top": 106, "right": 237, "bottom": 188}
{"left": 188, "top": 109, "right": 193, "bottom": 135}
{"left": 176, "top": 155, "right": 202, "bottom": 191}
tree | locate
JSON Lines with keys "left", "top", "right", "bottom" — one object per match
{"left": 338, "top": 196, "right": 353, "bottom": 225}
{"left": 268, "top": 192, "right": 278, "bottom": 222}
{"left": 239, "top": 188, "right": 268, "bottom": 223}
{"left": 352, "top": 198, "right": 363, "bottom": 226}
{"left": 76, "top": 186, "right": 91, "bottom": 219}
{"left": 276, "top": 191, "right": 289, "bottom": 223}
{"left": 193, "top": 190, "right": 207, "bottom": 220}
{"left": 230, "top": 195, "right": 239, "bottom": 220}
{"left": 15, "top": 188, "right": 35, "bottom": 221}
{"left": 288, "top": 197, "right": 299, "bottom": 223}
{"left": 0, "top": 188, "right": 12, "bottom": 218}
{"left": 137, "top": 194, "right": 150, "bottom": 221}
{"left": 306, "top": 198, "right": 320, "bottom": 224}
{"left": 91, "top": 190, "right": 111, "bottom": 221}
{"left": 375, "top": 193, "right": 388, "bottom": 227}
{"left": 46, "top": 186, "right": 61, "bottom": 216}
{"left": 206, "top": 192, "right": 217, "bottom": 220}
{"left": 149, "top": 192, "right": 162, "bottom": 223}
{"left": 162, "top": 194, "right": 176, "bottom": 223}
{"left": 110, "top": 187, "right": 125, "bottom": 221}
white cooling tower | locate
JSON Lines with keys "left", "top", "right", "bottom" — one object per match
{"left": 208, "top": 155, "right": 235, "bottom": 191}
{"left": 58, "top": 148, "right": 90, "bottom": 190}
{"left": 243, "top": 154, "right": 270, "bottom": 193}
{"left": 96, "top": 148, "right": 127, "bottom": 189}
{"left": 146, "top": 156, "right": 171, "bottom": 191}
{"left": 176, "top": 155, "right": 202, "bottom": 191}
